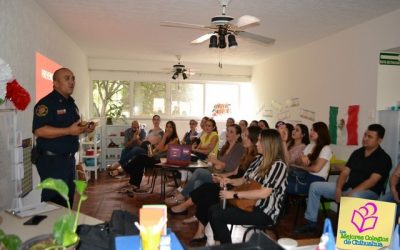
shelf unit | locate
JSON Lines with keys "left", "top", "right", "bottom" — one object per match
{"left": 378, "top": 110, "right": 400, "bottom": 192}
{"left": 79, "top": 125, "right": 102, "bottom": 180}
{"left": 102, "top": 125, "right": 128, "bottom": 169}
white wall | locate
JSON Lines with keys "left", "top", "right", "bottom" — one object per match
{"left": 0, "top": 0, "right": 90, "bottom": 205}
{"left": 252, "top": 9, "right": 400, "bottom": 160}
{"left": 377, "top": 64, "right": 400, "bottom": 110}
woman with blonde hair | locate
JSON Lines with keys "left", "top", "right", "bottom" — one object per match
{"left": 208, "top": 129, "right": 288, "bottom": 244}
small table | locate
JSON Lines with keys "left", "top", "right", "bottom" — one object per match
{"left": 152, "top": 162, "right": 208, "bottom": 199}
{"left": 0, "top": 205, "right": 102, "bottom": 241}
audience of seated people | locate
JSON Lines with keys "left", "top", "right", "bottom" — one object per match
{"left": 295, "top": 124, "right": 392, "bottom": 234}
{"left": 208, "top": 129, "right": 288, "bottom": 244}
{"left": 106, "top": 116, "right": 398, "bottom": 245}
{"left": 287, "top": 121, "right": 332, "bottom": 195}
{"left": 165, "top": 123, "right": 244, "bottom": 206}
{"left": 168, "top": 125, "right": 261, "bottom": 243}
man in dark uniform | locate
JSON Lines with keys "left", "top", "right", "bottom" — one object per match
{"left": 32, "top": 67, "right": 94, "bottom": 207}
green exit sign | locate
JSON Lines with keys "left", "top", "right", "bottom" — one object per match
{"left": 380, "top": 52, "right": 400, "bottom": 66}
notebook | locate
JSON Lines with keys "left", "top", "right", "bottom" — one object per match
{"left": 166, "top": 144, "right": 191, "bottom": 166}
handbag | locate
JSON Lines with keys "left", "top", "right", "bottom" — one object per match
{"left": 228, "top": 179, "right": 262, "bottom": 212}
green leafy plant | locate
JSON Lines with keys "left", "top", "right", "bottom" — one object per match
{"left": 0, "top": 229, "right": 22, "bottom": 250}
{"left": 36, "top": 178, "right": 88, "bottom": 248}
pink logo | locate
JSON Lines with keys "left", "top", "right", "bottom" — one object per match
{"left": 351, "top": 202, "right": 378, "bottom": 233}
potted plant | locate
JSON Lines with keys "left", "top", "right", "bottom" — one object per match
{"left": 22, "top": 178, "right": 88, "bottom": 250}
{"left": 0, "top": 229, "right": 21, "bottom": 250}
{"left": 106, "top": 104, "right": 125, "bottom": 125}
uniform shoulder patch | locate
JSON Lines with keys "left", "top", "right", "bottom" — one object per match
{"left": 35, "top": 105, "right": 48, "bottom": 117}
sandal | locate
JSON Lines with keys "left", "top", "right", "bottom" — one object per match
{"left": 164, "top": 195, "right": 185, "bottom": 206}
{"left": 183, "top": 216, "right": 198, "bottom": 224}
{"left": 109, "top": 169, "right": 119, "bottom": 177}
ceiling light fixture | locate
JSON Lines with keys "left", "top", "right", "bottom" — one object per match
{"left": 172, "top": 64, "right": 187, "bottom": 80}
{"left": 209, "top": 27, "right": 238, "bottom": 49}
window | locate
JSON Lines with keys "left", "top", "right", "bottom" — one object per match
{"left": 92, "top": 80, "right": 249, "bottom": 119}
{"left": 92, "top": 80, "right": 129, "bottom": 118}
{"left": 170, "top": 83, "right": 203, "bottom": 117}
{"left": 132, "top": 82, "right": 167, "bottom": 116}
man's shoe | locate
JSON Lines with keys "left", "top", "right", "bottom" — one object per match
{"left": 293, "top": 224, "right": 317, "bottom": 235}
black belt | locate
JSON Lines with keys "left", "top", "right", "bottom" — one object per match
{"left": 40, "top": 151, "right": 75, "bottom": 157}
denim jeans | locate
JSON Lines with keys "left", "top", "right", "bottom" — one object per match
{"left": 181, "top": 168, "right": 212, "bottom": 197}
{"left": 380, "top": 192, "right": 400, "bottom": 221}
{"left": 287, "top": 168, "right": 325, "bottom": 195}
{"left": 119, "top": 146, "right": 147, "bottom": 168}
{"left": 304, "top": 181, "right": 379, "bottom": 223}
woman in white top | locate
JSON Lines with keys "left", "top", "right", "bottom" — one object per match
{"left": 287, "top": 121, "right": 332, "bottom": 195}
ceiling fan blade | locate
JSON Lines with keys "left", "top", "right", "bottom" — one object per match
{"left": 238, "top": 31, "right": 275, "bottom": 45}
{"left": 235, "top": 15, "right": 260, "bottom": 29}
{"left": 191, "top": 33, "right": 214, "bottom": 44}
{"left": 160, "top": 21, "right": 211, "bottom": 31}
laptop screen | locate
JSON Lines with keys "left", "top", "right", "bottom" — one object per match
{"left": 166, "top": 144, "right": 191, "bottom": 166}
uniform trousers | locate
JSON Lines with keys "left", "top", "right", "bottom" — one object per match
{"left": 36, "top": 154, "right": 76, "bottom": 208}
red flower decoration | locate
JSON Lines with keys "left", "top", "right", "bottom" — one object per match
{"left": 5, "top": 79, "right": 31, "bottom": 110}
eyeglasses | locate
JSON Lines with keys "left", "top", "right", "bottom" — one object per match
{"left": 190, "top": 123, "right": 196, "bottom": 125}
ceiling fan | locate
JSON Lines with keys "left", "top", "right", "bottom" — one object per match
{"left": 170, "top": 55, "right": 195, "bottom": 80}
{"left": 160, "top": 0, "right": 275, "bottom": 49}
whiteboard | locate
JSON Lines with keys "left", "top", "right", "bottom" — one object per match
{"left": 0, "top": 108, "right": 16, "bottom": 210}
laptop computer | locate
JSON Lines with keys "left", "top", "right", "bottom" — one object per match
{"left": 166, "top": 144, "right": 192, "bottom": 167}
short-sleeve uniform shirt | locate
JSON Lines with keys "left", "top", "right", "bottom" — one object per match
{"left": 32, "top": 90, "right": 80, "bottom": 154}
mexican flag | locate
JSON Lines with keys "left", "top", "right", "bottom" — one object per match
{"left": 329, "top": 105, "right": 359, "bottom": 145}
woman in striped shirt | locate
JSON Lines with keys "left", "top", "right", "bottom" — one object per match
{"left": 209, "top": 129, "right": 288, "bottom": 244}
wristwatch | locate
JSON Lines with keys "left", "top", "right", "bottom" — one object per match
{"left": 233, "top": 192, "right": 239, "bottom": 199}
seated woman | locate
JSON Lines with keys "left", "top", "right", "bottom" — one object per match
{"left": 165, "top": 123, "right": 243, "bottom": 206}
{"left": 182, "top": 119, "right": 199, "bottom": 145}
{"left": 287, "top": 123, "right": 310, "bottom": 169}
{"left": 208, "top": 129, "right": 288, "bottom": 244}
{"left": 169, "top": 125, "right": 261, "bottom": 243}
{"left": 122, "top": 120, "right": 179, "bottom": 190}
{"left": 179, "top": 119, "right": 200, "bottom": 185}
{"left": 191, "top": 119, "right": 219, "bottom": 160}
{"left": 287, "top": 121, "right": 332, "bottom": 195}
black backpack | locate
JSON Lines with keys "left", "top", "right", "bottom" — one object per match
{"left": 76, "top": 210, "right": 139, "bottom": 250}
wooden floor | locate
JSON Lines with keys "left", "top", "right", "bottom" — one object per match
{"left": 77, "top": 170, "right": 338, "bottom": 248}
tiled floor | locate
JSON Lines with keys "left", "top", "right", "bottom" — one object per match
{"left": 77, "top": 170, "right": 338, "bottom": 248}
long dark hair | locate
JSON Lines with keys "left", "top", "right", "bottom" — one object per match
{"left": 238, "top": 126, "right": 261, "bottom": 172}
{"left": 308, "top": 122, "right": 330, "bottom": 163}
{"left": 220, "top": 124, "right": 242, "bottom": 156}
{"left": 165, "top": 121, "right": 179, "bottom": 144}
{"left": 288, "top": 123, "right": 309, "bottom": 149}
{"left": 285, "top": 123, "right": 294, "bottom": 148}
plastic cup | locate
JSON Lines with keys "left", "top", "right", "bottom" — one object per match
{"left": 140, "top": 226, "right": 162, "bottom": 250}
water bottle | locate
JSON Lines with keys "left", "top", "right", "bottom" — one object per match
{"left": 222, "top": 185, "right": 227, "bottom": 210}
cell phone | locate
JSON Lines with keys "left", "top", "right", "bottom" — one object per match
{"left": 23, "top": 215, "right": 47, "bottom": 225}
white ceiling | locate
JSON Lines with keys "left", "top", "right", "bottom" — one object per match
{"left": 35, "top": 0, "right": 400, "bottom": 67}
